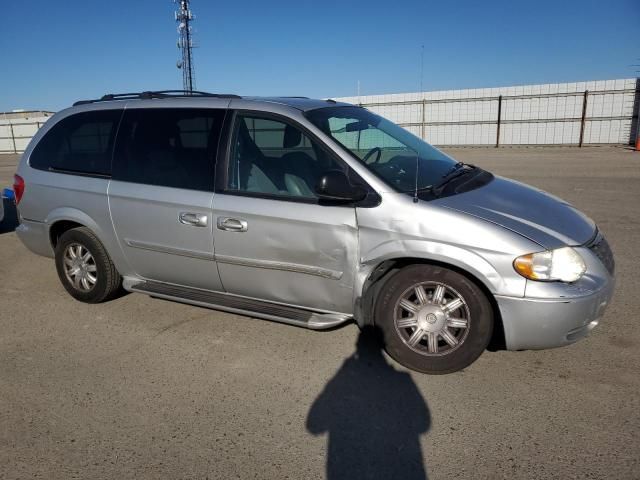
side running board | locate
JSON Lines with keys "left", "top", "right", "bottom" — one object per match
{"left": 127, "top": 280, "right": 351, "bottom": 330}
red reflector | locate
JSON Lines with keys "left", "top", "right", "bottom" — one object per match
{"left": 13, "top": 174, "right": 25, "bottom": 205}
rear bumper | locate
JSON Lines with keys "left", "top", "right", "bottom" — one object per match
{"left": 496, "top": 277, "right": 615, "bottom": 351}
{"left": 15, "top": 218, "right": 54, "bottom": 258}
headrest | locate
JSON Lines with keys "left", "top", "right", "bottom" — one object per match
{"left": 283, "top": 124, "right": 302, "bottom": 149}
{"left": 134, "top": 120, "right": 181, "bottom": 149}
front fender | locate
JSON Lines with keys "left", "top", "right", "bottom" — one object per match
{"left": 352, "top": 239, "right": 527, "bottom": 327}
{"left": 358, "top": 238, "right": 516, "bottom": 297}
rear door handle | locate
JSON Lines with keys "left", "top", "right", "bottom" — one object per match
{"left": 217, "top": 217, "right": 248, "bottom": 232}
{"left": 179, "top": 212, "right": 208, "bottom": 227}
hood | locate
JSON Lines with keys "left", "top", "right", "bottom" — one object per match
{"left": 435, "top": 176, "right": 596, "bottom": 249}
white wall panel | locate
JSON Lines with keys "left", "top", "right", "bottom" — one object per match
{"left": 0, "top": 113, "right": 52, "bottom": 153}
{"left": 335, "top": 78, "right": 638, "bottom": 146}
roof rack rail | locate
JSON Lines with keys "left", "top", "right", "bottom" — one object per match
{"left": 73, "top": 90, "right": 241, "bottom": 106}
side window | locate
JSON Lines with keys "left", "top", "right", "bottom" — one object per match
{"left": 113, "top": 108, "right": 225, "bottom": 191}
{"left": 30, "top": 110, "right": 122, "bottom": 176}
{"left": 227, "top": 114, "right": 343, "bottom": 199}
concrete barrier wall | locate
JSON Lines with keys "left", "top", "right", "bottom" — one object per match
{"left": 0, "top": 112, "right": 54, "bottom": 153}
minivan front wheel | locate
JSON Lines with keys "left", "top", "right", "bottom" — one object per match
{"left": 375, "top": 264, "right": 493, "bottom": 374}
{"left": 54, "top": 227, "right": 121, "bottom": 303}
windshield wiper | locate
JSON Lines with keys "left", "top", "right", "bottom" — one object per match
{"left": 432, "top": 163, "right": 476, "bottom": 195}
{"left": 416, "top": 162, "right": 476, "bottom": 196}
{"left": 440, "top": 161, "right": 466, "bottom": 178}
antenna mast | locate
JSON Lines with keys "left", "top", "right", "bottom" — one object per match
{"left": 175, "top": 0, "right": 196, "bottom": 92}
{"left": 420, "top": 44, "right": 425, "bottom": 93}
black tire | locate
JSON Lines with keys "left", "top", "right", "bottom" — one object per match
{"left": 375, "top": 264, "right": 493, "bottom": 374}
{"left": 54, "top": 227, "right": 122, "bottom": 303}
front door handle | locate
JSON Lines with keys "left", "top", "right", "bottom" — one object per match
{"left": 217, "top": 217, "right": 248, "bottom": 232}
{"left": 179, "top": 212, "right": 208, "bottom": 227}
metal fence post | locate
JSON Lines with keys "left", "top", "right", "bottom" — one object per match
{"left": 579, "top": 90, "right": 589, "bottom": 147}
{"left": 9, "top": 123, "right": 17, "bottom": 154}
{"left": 495, "top": 95, "right": 503, "bottom": 147}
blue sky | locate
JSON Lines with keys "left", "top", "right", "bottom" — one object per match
{"left": 2, "top": 0, "right": 638, "bottom": 111}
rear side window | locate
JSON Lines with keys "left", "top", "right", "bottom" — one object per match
{"left": 113, "top": 108, "right": 225, "bottom": 191}
{"left": 30, "top": 110, "right": 123, "bottom": 176}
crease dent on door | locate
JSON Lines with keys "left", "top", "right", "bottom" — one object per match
{"left": 214, "top": 253, "right": 343, "bottom": 279}
{"left": 256, "top": 219, "right": 356, "bottom": 309}
{"left": 240, "top": 217, "right": 357, "bottom": 288}
{"left": 213, "top": 199, "right": 358, "bottom": 313}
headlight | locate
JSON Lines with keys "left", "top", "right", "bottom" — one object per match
{"left": 513, "top": 247, "right": 586, "bottom": 282}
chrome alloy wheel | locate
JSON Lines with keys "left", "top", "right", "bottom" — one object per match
{"left": 63, "top": 243, "right": 98, "bottom": 292}
{"left": 393, "top": 282, "right": 471, "bottom": 356}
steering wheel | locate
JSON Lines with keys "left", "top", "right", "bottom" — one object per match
{"left": 362, "top": 147, "right": 382, "bottom": 164}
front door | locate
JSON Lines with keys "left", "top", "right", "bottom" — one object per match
{"left": 212, "top": 112, "right": 359, "bottom": 313}
{"left": 109, "top": 106, "right": 227, "bottom": 291}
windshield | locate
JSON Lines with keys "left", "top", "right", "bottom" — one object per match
{"left": 305, "top": 106, "right": 458, "bottom": 192}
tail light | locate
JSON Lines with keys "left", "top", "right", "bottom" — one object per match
{"left": 13, "top": 174, "right": 25, "bottom": 205}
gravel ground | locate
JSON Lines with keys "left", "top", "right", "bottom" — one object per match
{"left": 1, "top": 146, "right": 639, "bottom": 479}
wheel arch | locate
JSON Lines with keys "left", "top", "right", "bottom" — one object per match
{"left": 45, "top": 207, "right": 131, "bottom": 276}
{"left": 46, "top": 208, "right": 106, "bottom": 246}
{"left": 49, "top": 219, "right": 85, "bottom": 249}
{"left": 356, "top": 256, "right": 506, "bottom": 351}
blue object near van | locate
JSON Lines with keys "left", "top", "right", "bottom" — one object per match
{"left": 2, "top": 188, "right": 15, "bottom": 200}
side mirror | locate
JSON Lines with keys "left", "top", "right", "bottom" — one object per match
{"left": 315, "top": 170, "right": 368, "bottom": 203}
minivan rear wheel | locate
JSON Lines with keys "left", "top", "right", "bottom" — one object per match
{"left": 54, "top": 227, "right": 121, "bottom": 303}
{"left": 375, "top": 264, "right": 493, "bottom": 374}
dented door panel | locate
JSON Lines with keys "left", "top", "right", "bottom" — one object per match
{"left": 212, "top": 194, "right": 358, "bottom": 313}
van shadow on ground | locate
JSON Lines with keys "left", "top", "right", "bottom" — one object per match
{"left": 306, "top": 326, "right": 431, "bottom": 480}
{"left": 0, "top": 198, "right": 19, "bottom": 235}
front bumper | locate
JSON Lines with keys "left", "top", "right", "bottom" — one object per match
{"left": 495, "top": 244, "right": 615, "bottom": 351}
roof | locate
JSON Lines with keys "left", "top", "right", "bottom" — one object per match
{"left": 244, "top": 97, "right": 351, "bottom": 111}
{"left": 71, "top": 91, "right": 352, "bottom": 112}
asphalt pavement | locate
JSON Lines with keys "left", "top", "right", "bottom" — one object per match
{"left": 1, "top": 146, "right": 638, "bottom": 479}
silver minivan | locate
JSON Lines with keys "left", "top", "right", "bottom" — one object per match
{"left": 14, "top": 91, "right": 615, "bottom": 374}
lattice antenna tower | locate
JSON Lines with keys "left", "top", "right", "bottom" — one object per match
{"left": 175, "top": 0, "right": 196, "bottom": 92}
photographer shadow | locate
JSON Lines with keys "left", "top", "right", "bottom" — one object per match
{"left": 307, "top": 326, "right": 430, "bottom": 480}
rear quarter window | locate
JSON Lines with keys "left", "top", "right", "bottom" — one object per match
{"left": 30, "top": 109, "right": 123, "bottom": 176}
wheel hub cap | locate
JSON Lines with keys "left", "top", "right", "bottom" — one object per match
{"left": 63, "top": 243, "right": 98, "bottom": 292}
{"left": 417, "top": 307, "right": 446, "bottom": 332}
{"left": 393, "top": 281, "right": 471, "bottom": 357}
